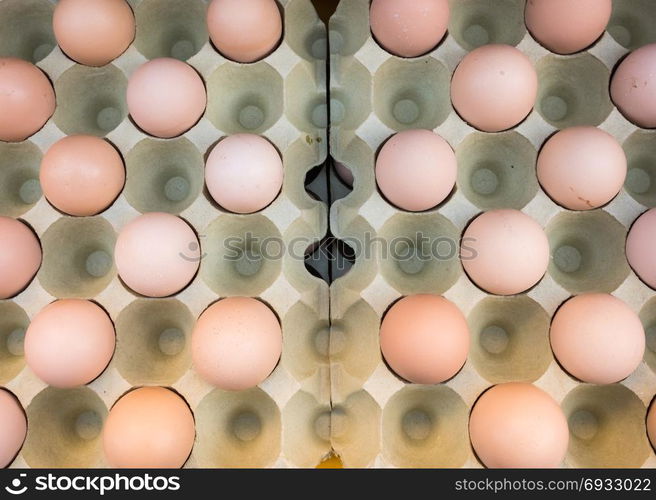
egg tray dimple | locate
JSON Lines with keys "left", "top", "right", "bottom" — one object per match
{"left": 0, "top": 0, "right": 331, "bottom": 468}
{"left": 328, "top": 0, "right": 656, "bottom": 468}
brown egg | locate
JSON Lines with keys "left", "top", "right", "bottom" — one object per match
{"left": 611, "top": 43, "right": 656, "bottom": 129}
{"left": 370, "top": 0, "right": 449, "bottom": 57}
{"left": 451, "top": 44, "right": 537, "bottom": 132}
{"left": 0, "top": 58, "right": 55, "bottom": 142}
{"left": 525, "top": 0, "right": 612, "bottom": 54}
{"left": 0, "top": 389, "right": 27, "bottom": 468}
{"left": 550, "top": 294, "right": 644, "bottom": 384}
{"left": 115, "top": 213, "right": 201, "bottom": 297}
{"left": 380, "top": 295, "right": 469, "bottom": 384}
{"left": 127, "top": 58, "right": 206, "bottom": 139}
{"left": 40, "top": 135, "right": 125, "bottom": 216}
{"left": 537, "top": 127, "right": 626, "bottom": 210}
{"left": 469, "top": 383, "right": 569, "bottom": 468}
{"left": 207, "top": 0, "right": 282, "bottom": 63}
{"left": 461, "top": 209, "right": 549, "bottom": 295}
{"left": 191, "top": 297, "right": 282, "bottom": 390}
{"left": 103, "top": 387, "right": 195, "bottom": 468}
{"left": 24, "top": 299, "right": 116, "bottom": 388}
{"left": 626, "top": 208, "right": 656, "bottom": 289}
{"left": 53, "top": 0, "right": 135, "bottom": 66}
{"left": 375, "top": 129, "right": 457, "bottom": 211}
{"left": 0, "top": 217, "right": 41, "bottom": 299}
{"left": 205, "top": 134, "right": 283, "bottom": 214}
{"left": 648, "top": 401, "right": 656, "bottom": 451}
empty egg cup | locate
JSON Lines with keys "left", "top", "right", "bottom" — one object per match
{"left": 0, "top": 0, "right": 54, "bottom": 63}
{"left": 639, "top": 297, "right": 656, "bottom": 374}
{"left": 536, "top": 53, "right": 612, "bottom": 129}
{"left": 329, "top": 59, "right": 371, "bottom": 132}
{"left": 330, "top": 391, "right": 380, "bottom": 468}
{"left": 468, "top": 295, "right": 552, "bottom": 383}
{"left": 382, "top": 385, "right": 469, "bottom": 468}
{"left": 193, "top": 388, "right": 281, "bottom": 468}
{"left": 378, "top": 212, "right": 462, "bottom": 295}
{"left": 206, "top": 62, "right": 283, "bottom": 134}
{"left": 39, "top": 216, "right": 116, "bottom": 298}
{"left": 448, "top": 0, "right": 526, "bottom": 51}
{"left": 0, "top": 301, "right": 28, "bottom": 384}
{"left": 282, "top": 390, "right": 331, "bottom": 468}
{"left": 456, "top": 131, "right": 538, "bottom": 210}
{"left": 562, "top": 384, "right": 649, "bottom": 468}
{"left": 124, "top": 137, "right": 204, "bottom": 214}
{"left": 546, "top": 210, "right": 629, "bottom": 294}
{"left": 114, "top": 298, "right": 193, "bottom": 385}
{"left": 623, "top": 130, "right": 656, "bottom": 208}
{"left": 134, "top": 0, "right": 208, "bottom": 61}
{"left": 23, "top": 387, "right": 107, "bottom": 468}
{"left": 53, "top": 64, "right": 128, "bottom": 137}
{"left": 608, "top": 0, "right": 656, "bottom": 50}
{"left": 0, "top": 141, "right": 42, "bottom": 217}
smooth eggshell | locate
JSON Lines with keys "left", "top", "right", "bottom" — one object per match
{"left": 0, "top": 58, "right": 55, "bottom": 142}
{"left": 53, "top": 0, "right": 135, "bottom": 66}
{"left": 115, "top": 213, "right": 200, "bottom": 297}
{"left": 611, "top": 43, "right": 656, "bottom": 129}
{"left": 375, "top": 129, "right": 456, "bottom": 211}
{"left": 191, "top": 297, "right": 282, "bottom": 390}
{"left": 537, "top": 127, "right": 626, "bottom": 210}
{"left": 461, "top": 209, "right": 549, "bottom": 295}
{"left": 469, "top": 382, "right": 569, "bottom": 468}
{"left": 334, "top": 160, "right": 354, "bottom": 187}
{"left": 40, "top": 135, "right": 125, "bottom": 216}
{"left": 550, "top": 294, "right": 645, "bottom": 384}
{"left": 627, "top": 208, "right": 656, "bottom": 289}
{"left": 207, "top": 0, "right": 282, "bottom": 63}
{"left": 103, "top": 387, "right": 195, "bottom": 468}
{"left": 205, "top": 134, "right": 283, "bottom": 214}
{"left": 0, "top": 389, "right": 27, "bottom": 468}
{"left": 648, "top": 402, "right": 656, "bottom": 451}
{"left": 525, "top": 0, "right": 611, "bottom": 54}
{"left": 0, "top": 217, "right": 42, "bottom": 299}
{"left": 370, "top": 0, "right": 449, "bottom": 58}
{"left": 24, "top": 299, "right": 116, "bottom": 388}
{"left": 380, "top": 294, "right": 469, "bottom": 384}
{"left": 127, "top": 58, "right": 206, "bottom": 138}
{"left": 451, "top": 44, "right": 537, "bottom": 132}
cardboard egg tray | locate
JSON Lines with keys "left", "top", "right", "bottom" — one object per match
{"left": 0, "top": 0, "right": 331, "bottom": 468}
{"left": 328, "top": 0, "right": 656, "bottom": 468}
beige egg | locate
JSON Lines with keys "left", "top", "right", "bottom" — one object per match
{"left": 550, "top": 294, "right": 645, "bottom": 384}
{"left": 0, "top": 217, "right": 41, "bottom": 300}
{"left": 451, "top": 44, "right": 537, "bottom": 132}
{"left": 370, "top": 0, "right": 449, "bottom": 57}
{"left": 40, "top": 135, "right": 125, "bottom": 216}
{"left": 127, "top": 58, "right": 206, "bottom": 139}
{"left": 24, "top": 299, "right": 115, "bottom": 388}
{"left": 53, "top": 0, "right": 135, "bottom": 66}
{"left": 115, "top": 213, "right": 201, "bottom": 298}
{"left": 207, "top": 0, "right": 282, "bottom": 63}
{"left": 611, "top": 43, "right": 656, "bottom": 129}
{"left": 461, "top": 209, "right": 549, "bottom": 295}
{"left": 375, "top": 129, "right": 457, "bottom": 212}
{"left": 525, "top": 0, "right": 611, "bottom": 54}
{"left": 205, "top": 134, "right": 283, "bottom": 214}
{"left": 191, "top": 297, "right": 282, "bottom": 391}
{"left": 537, "top": 127, "right": 626, "bottom": 210}
{"left": 469, "top": 383, "right": 569, "bottom": 468}
{"left": 0, "top": 58, "right": 55, "bottom": 142}
{"left": 627, "top": 208, "right": 656, "bottom": 289}
{"left": 103, "top": 387, "right": 195, "bottom": 468}
{"left": 648, "top": 401, "right": 656, "bottom": 452}
{"left": 380, "top": 294, "right": 469, "bottom": 384}
{"left": 0, "top": 389, "right": 27, "bottom": 468}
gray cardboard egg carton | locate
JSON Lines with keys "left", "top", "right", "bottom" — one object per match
{"left": 0, "top": 0, "right": 331, "bottom": 468}
{"left": 328, "top": 0, "right": 656, "bottom": 468}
